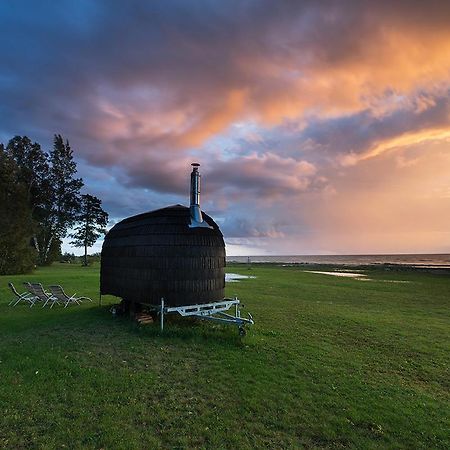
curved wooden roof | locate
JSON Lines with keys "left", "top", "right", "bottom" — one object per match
{"left": 100, "top": 205, "right": 226, "bottom": 306}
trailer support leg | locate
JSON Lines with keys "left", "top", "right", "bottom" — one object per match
{"left": 160, "top": 298, "right": 164, "bottom": 332}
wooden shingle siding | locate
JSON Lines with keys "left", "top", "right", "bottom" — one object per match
{"left": 100, "top": 205, "right": 226, "bottom": 307}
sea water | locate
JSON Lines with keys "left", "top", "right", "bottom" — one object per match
{"left": 226, "top": 254, "right": 450, "bottom": 268}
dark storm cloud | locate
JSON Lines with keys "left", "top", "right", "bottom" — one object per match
{"left": 2, "top": 0, "right": 450, "bottom": 156}
{"left": 1, "top": 1, "right": 450, "bottom": 250}
{"left": 288, "top": 93, "right": 450, "bottom": 158}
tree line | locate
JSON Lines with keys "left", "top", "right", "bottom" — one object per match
{"left": 0, "top": 135, "right": 108, "bottom": 274}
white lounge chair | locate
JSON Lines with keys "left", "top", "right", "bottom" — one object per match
{"left": 8, "top": 282, "right": 36, "bottom": 307}
{"left": 25, "top": 283, "right": 57, "bottom": 308}
{"left": 48, "top": 285, "right": 92, "bottom": 308}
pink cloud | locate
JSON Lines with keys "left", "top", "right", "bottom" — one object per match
{"left": 2, "top": 1, "right": 450, "bottom": 253}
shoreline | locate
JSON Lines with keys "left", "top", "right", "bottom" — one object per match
{"left": 226, "top": 260, "right": 450, "bottom": 273}
{"left": 226, "top": 253, "right": 450, "bottom": 270}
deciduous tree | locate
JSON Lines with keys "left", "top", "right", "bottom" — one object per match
{"left": 37, "top": 135, "right": 84, "bottom": 264}
{"left": 70, "top": 194, "right": 108, "bottom": 266}
{"left": 6, "top": 136, "right": 50, "bottom": 253}
{"left": 0, "top": 145, "right": 36, "bottom": 274}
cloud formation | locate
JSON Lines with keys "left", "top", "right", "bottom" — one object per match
{"left": 1, "top": 0, "right": 450, "bottom": 253}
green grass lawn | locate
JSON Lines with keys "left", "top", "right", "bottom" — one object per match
{"left": 0, "top": 263, "right": 449, "bottom": 449}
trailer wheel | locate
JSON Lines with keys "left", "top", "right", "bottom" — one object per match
{"left": 238, "top": 327, "right": 246, "bottom": 337}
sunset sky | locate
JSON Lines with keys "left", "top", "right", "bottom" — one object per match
{"left": 1, "top": 0, "right": 449, "bottom": 255}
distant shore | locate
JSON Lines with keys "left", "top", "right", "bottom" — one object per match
{"left": 227, "top": 261, "right": 450, "bottom": 275}
{"left": 226, "top": 253, "right": 450, "bottom": 269}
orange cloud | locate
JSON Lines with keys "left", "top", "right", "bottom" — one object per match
{"left": 340, "top": 127, "right": 450, "bottom": 166}
{"left": 4, "top": 1, "right": 450, "bottom": 254}
{"left": 174, "top": 89, "right": 248, "bottom": 147}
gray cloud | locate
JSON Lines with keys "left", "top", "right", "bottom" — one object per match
{"left": 2, "top": 1, "right": 450, "bottom": 253}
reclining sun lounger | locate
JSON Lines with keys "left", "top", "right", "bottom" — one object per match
{"left": 24, "top": 282, "right": 58, "bottom": 308}
{"left": 8, "top": 282, "right": 37, "bottom": 307}
{"left": 48, "top": 285, "right": 92, "bottom": 308}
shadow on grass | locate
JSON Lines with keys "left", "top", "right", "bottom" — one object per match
{"left": 2, "top": 302, "right": 248, "bottom": 349}
{"left": 110, "top": 310, "right": 247, "bottom": 348}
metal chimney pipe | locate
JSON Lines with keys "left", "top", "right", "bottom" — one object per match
{"left": 189, "top": 163, "right": 212, "bottom": 228}
{"left": 190, "top": 163, "right": 201, "bottom": 210}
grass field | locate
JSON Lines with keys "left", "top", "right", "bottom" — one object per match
{"left": 0, "top": 263, "right": 449, "bottom": 449}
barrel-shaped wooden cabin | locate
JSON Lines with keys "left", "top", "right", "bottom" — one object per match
{"left": 100, "top": 164, "right": 226, "bottom": 309}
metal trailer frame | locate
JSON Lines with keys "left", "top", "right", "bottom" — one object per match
{"left": 156, "top": 297, "right": 254, "bottom": 336}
